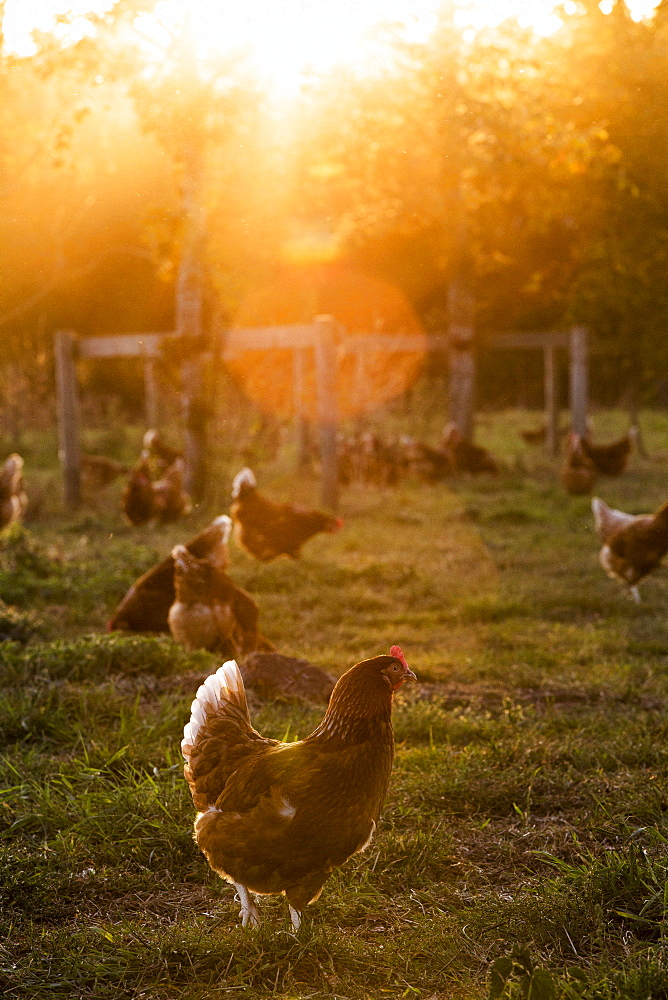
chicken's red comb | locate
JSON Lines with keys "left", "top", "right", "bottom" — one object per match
{"left": 390, "top": 645, "right": 407, "bottom": 668}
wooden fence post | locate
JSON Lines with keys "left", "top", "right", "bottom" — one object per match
{"left": 448, "top": 337, "right": 476, "bottom": 440}
{"left": 293, "top": 346, "right": 310, "bottom": 469}
{"left": 54, "top": 329, "right": 81, "bottom": 508}
{"left": 313, "top": 315, "right": 339, "bottom": 512}
{"left": 143, "top": 354, "right": 158, "bottom": 428}
{"left": 447, "top": 280, "right": 476, "bottom": 440}
{"left": 569, "top": 326, "right": 589, "bottom": 436}
{"left": 544, "top": 345, "right": 559, "bottom": 456}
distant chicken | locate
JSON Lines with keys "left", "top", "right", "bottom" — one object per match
{"left": 580, "top": 427, "right": 637, "bottom": 476}
{"left": 151, "top": 457, "right": 192, "bottom": 523}
{"left": 560, "top": 434, "right": 598, "bottom": 495}
{"left": 182, "top": 646, "right": 415, "bottom": 928}
{"left": 592, "top": 496, "right": 668, "bottom": 602}
{"left": 121, "top": 457, "right": 191, "bottom": 526}
{"left": 0, "top": 453, "right": 27, "bottom": 528}
{"left": 337, "top": 432, "right": 403, "bottom": 487}
{"left": 121, "top": 459, "right": 155, "bottom": 526}
{"left": 441, "top": 423, "right": 499, "bottom": 475}
{"left": 230, "top": 468, "right": 343, "bottom": 561}
{"left": 142, "top": 429, "right": 183, "bottom": 475}
{"left": 169, "top": 544, "right": 273, "bottom": 657}
{"left": 81, "top": 454, "right": 130, "bottom": 495}
{"left": 520, "top": 426, "right": 548, "bottom": 446}
{"left": 400, "top": 436, "right": 453, "bottom": 483}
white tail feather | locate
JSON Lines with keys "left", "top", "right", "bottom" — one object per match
{"left": 181, "top": 660, "right": 246, "bottom": 762}
{"left": 231, "top": 467, "right": 257, "bottom": 498}
{"left": 212, "top": 514, "right": 233, "bottom": 544}
{"left": 592, "top": 497, "right": 636, "bottom": 542}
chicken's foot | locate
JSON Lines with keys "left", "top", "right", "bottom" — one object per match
{"left": 235, "top": 883, "right": 260, "bottom": 927}
{"left": 288, "top": 904, "right": 301, "bottom": 931}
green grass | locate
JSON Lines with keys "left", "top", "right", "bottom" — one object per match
{"left": 2, "top": 408, "right": 668, "bottom": 998}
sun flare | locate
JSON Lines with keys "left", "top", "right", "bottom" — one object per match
{"left": 3, "top": 0, "right": 662, "bottom": 97}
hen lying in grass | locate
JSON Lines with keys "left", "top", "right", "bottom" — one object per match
{"left": 108, "top": 515, "right": 232, "bottom": 633}
{"left": 182, "top": 647, "right": 415, "bottom": 929}
{"left": 168, "top": 543, "right": 273, "bottom": 657}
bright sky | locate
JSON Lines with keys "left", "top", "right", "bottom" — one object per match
{"left": 3, "top": 0, "right": 662, "bottom": 96}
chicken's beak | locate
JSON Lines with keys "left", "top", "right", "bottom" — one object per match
{"left": 393, "top": 665, "right": 417, "bottom": 689}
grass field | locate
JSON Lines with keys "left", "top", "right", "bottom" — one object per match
{"left": 2, "top": 408, "right": 668, "bottom": 999}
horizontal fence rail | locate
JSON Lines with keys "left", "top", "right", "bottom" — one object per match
{"left": 54, "top": 325, "right": 588, "bottom": 509}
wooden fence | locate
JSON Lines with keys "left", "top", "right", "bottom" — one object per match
{"left": 54, "top": 323, "right": 588, "bottom": 511}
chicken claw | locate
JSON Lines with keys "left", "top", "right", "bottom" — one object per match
{"left": 235, "top": 883, "right": 260, "bottom": 928}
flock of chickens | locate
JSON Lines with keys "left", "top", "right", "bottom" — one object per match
{"left": 338, "top": 421, "right": 499, "bottom": 487}
{"left": 2, "top": 418, "right": 668, "bottom": 928}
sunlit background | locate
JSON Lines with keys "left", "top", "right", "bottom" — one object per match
{"left": 4, "top": 0, "right": 662, "bottom": 96}
{"left": 1, "top": 0, "right": 667, "bottom": 432}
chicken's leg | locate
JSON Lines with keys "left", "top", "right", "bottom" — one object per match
{"left": 234, "top": 883, "right": 260, "bottom": 927}
{"left": 288, "top": 904, "right": 301, "bottom": 931}
{"left": 630, "top": 585, "right": 641, "bottom": 603}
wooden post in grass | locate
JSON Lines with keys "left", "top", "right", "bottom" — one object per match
{"left": 143, "top": 353, "right": 159, "bottom": 428}
{"left": 314, "top": 315, "right": 339, "bottom": 512}
{"left": 544, "top": 345, "right": 559, "bottom": 456}
{"left": 569, "top": 326, "right": 589, "bottom": 436}
{"left": 54, "top": 329, "right": 81, "bottom": 508}
{"left": 293, "top": 346, "right": 310, "bottom": 469}
{"left": 447, "top": 280, "right": 476, "bottom": 440}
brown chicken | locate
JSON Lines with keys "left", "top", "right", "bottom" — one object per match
{"left": 580, "top": 427, "right": 637, "bottom": 476}
{"left": 592, "top": 496, "right": 668, "bottom": 602}
{"left": 121, "top": 457, "right": 192, "bottom": 526}
{"left": 520, "top": 426, "right": 548, "bottom": 446}
{"left": 168, "top": 544, "right": 273, "bottom": 657}
{"left": 152, "top": 457, "right": 192, "bottom": 523}
{"left": 182, "top": 646, "right": 415, "bottom": 928}
{"left": 230, "top": 468, "right": 343, "bottom": 561}
{"left": 399, "top": 436, "right": 453, "bottom": 483}
{"left": 108, "top": 515, "right": 233, "bottom": 633}
{"left": 560, "top": 434, "right": 598, "bottom": 495}
{"left": 81, "top": 455, "right": 130, "bottom": 495}
{"left": 121, "top": 459, "right": 156, "bottom": 526}
{"left": 441, "top": 423, "right": 499, "bottom": 475}
{"left": 142, "top": 428, "right": 183, "bottom": 475}
{"left": 0, "top": 453, "right": 28, "bottom": 528}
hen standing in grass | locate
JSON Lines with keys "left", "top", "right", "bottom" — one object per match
{"left": 141, "top": 428, "right": 183, "bottom": 475}
{"left": 592, "top": 496, "right": 668, "bottom": 602}
{"left": 441, "top": 423, "right": 499, "bottom": 475}
{"left": 182, "top": 647, "right": 415, "bottom": 928}
{"left": 121, "top": 456, "right": 191, "bottom": 526}
{"left": 0, "top": 453, "right": 28, "bottom": 528}
{"left": 581, "top": 427, "right": 637, "bottom": 476}
{"left": 560, "top": 434, "right": 598, "bottom": 495}
{"left": 168, "top": 543, "right": 273, "bottom": 657}
{"left": 80, "top": 455, "right": 130, "bottom": 496}
{"left": 230, "top": 468, "right": 342, "bottom": 561}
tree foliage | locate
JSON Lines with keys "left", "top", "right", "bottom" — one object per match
{"left": 1, "top": 0, "right": 667, "bottom": 411}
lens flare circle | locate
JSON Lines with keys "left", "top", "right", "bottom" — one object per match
{"left": 227, "top": 264, "right": 426, "bottom": 421}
